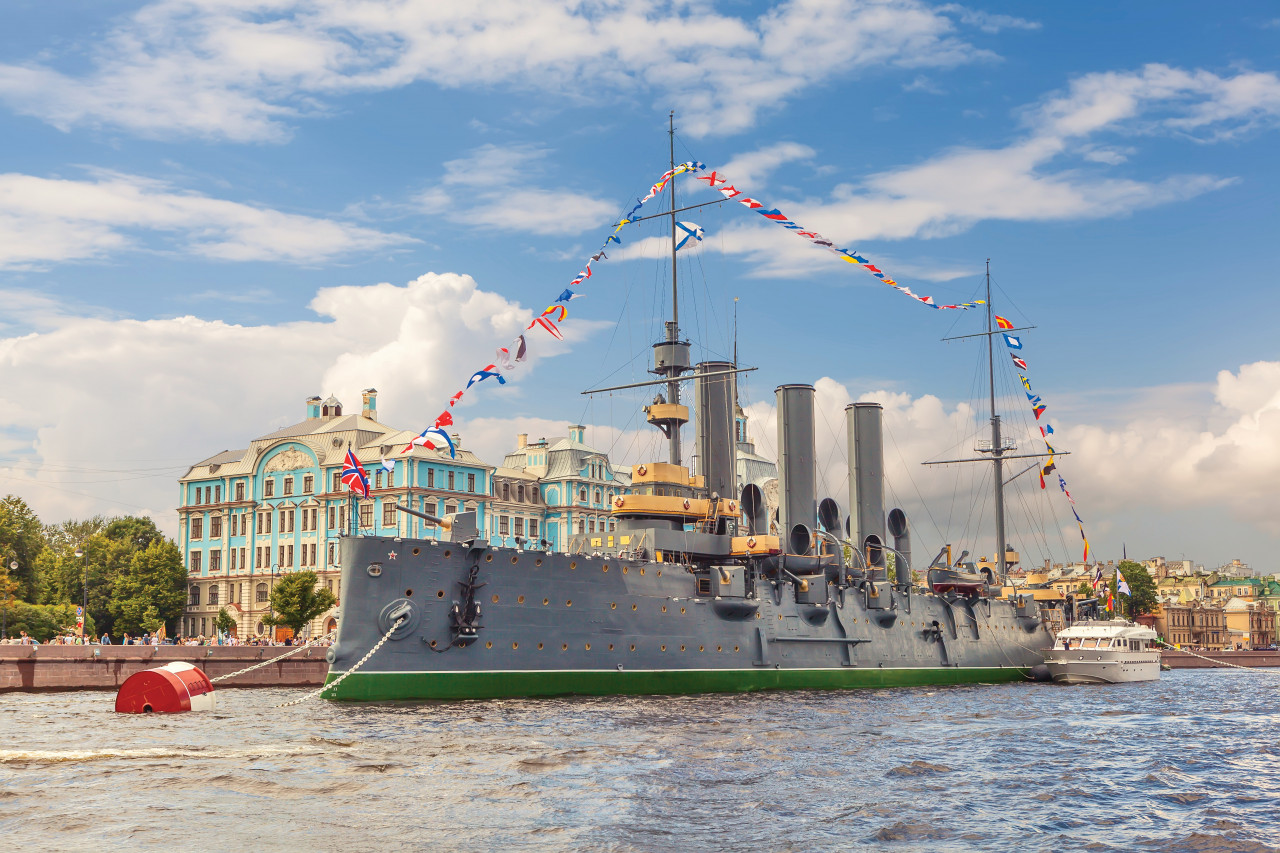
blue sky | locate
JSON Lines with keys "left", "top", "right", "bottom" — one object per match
{"left": 2, "top": 1, "right": 1279, "bottom": 570}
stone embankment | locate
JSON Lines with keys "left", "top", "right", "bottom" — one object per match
{"left": 1161, "top": 649, "right": 1280, "bottom": 669}
{"left": 0, "top": 645, "right": 328, "bottom": 692}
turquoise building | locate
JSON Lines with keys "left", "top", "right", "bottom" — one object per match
{"left": 179, "top": 390, "right": 492, "bottom": 640}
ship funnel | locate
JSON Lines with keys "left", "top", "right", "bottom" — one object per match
{"left": 818, "top": 498, "right": 841, "bottom": 536}
{"left": 740, "top": 483, "right": 767, "bottom": 535}
{"left": 695, "top": 361, "right": 737, "bottom": 500}
{"left": 887, "top": 508, "right": 911, "bottom": 583}
{"left": 846, "top": 402, "right": 886, "bottom": 570}
{"left": 777, "top": 384, "right": 817, "bottom": 553}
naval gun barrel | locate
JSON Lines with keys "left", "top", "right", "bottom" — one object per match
{"left": 395, "top": 503, "right": 449, "bottom": 529}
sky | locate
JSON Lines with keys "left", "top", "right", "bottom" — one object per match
{"left": 1, "top": 1, "right": 1279, "bottom": 571}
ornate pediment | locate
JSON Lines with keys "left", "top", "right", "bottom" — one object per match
{"left": 265, "top": 447, "right": 315, "bottom": 472}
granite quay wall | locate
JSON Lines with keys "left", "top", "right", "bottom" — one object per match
{"left": 1161, "top": 649, "right": 1280, "bottom": 669}
{"left": 0, "top": 646, "right": 329, "bottom": 692}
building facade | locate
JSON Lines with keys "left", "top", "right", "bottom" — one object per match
{"left": 179, "top": 390, "right": 493, "bottom": 641}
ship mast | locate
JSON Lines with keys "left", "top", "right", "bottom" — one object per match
{"left": 984, "top": 260, "right": 1008, "bottom": 581}
{"left": 664, "top": 111, "right": 683, "bottom": 466}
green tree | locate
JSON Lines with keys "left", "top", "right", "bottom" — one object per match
{"left": 43, "top": 516, "right": 108, "bottom": 554}
{"left": 0, "top": 495, "right": 46, "bottom": 601}
{"left": 109, "top": 539, "right": 186, "bottom": 637}
{"left": 0, "top": 563, "right": 20, "bottom": 638}
{"left": 1075, "top": 581, "right": 1093, "bottom": 599}
{"left": 5, "top": 601, "right": 94, "bottom": 642}
{"left": 215, "top": 607, "right": 236, "bottom": 636}
{"left": 265, "top": 571, "right": 337, "bottom": 638}
{"left": 1117, "top": 560, "right": 1158, "bottom": 617}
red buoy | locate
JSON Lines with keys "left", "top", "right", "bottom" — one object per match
{"left": 115, "top": 661, "right": 216, "bottom": 713}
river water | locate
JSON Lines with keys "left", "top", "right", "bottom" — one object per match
{"left": 2, "top": 669, "right": 1279, "bottom": 852}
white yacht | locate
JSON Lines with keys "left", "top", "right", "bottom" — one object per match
{"left": 1043, "top": 620, "right": 1160, "bottom": 684}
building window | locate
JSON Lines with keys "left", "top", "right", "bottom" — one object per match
{"left": 532, "top": 487, "right": 539, "bottom": 504}
{"left": 339, "top": 505, "right": 346, "bottom": 530}
{"left": 235, "top": 482, "right": 245, "bottom": 501}
{"left": 265, "top": 479, "right": 275, "bottom": 498}
{"left": 310, "top": 508, "right": 317, "bottom": 531}
{"left": 210, "top": 516, "right": 222, "bottom": 538}
{"left": 210, "top": 550, "right": 222, "bottom": 572}
{"left": 375, "top": 470, "right": 383, "bottom": 490}
{"left": 215, "top": 485, "right": 222, "bottom": 503}
{"left": 502, "top": 482, "right": 510, "bottom": 501}
{"left": 517, "top": 484, "right": 526, "bottom": 502}
{"left": 588, "top": 519, "right": 596, "bottom": 534}
{"left": 327, "top": 506, "right": 335, "bottom": 530}
{"left": 301, "top": 509, "right": 309, "bottom": 532}
{"left": 256, "top": 583, "right": 268, "bottom": 603}
{"left": 190, "top": 551, "right": 202, "bottom": 573}
{"left": 284, "top": 476, "right": 294, "bottom": 496}
{"left": 360, "top": 503, "right": 372, "bottom": 529}
{"left": 383, "top": 501, "right": 396, "bottom": 526}
{"left": 332, "top": 471, "right": 341, "bottom": 492}
{"left": 286, "top": 509, "right": 295, "bottom": 533}
{"left": 328, "top": 542, "right": 337, "bottom": 565}
{"left": 230, "top": 549, "right": 238, "bottom": 572}
{"left": 191, "top": 516, "right": 203, "bottom": 539}
{"left": 576, "top": 520, "right": 584, "bottom": 535}
{"left": 448, "top": 471, "right": 456, "bottom": 490}
{"left": 467, "top": 473, "right": 475, "bottom": 493}
{"left": 579, "top": 487, "right": 587, "bottom": 502}
{"left": 325, "top": 579, "right": 333, "bottom": 593}
{"left": 309, "top": 543, "right": 317, "bottom": 567}
{"left": 595, "top": 489, "right": 602, "bottom": 504}
{"left": 445, "top": 503, "right": 456, "bottom": 515}
{"left": 515, "top": 518, "right": 524, "bottom": 537}
{"left": 529, "top": 519, "right": 539, "bottom": 538}
{"left": 301, "top": 474, "right": 312, "bottom": 494}
{"left": 286, "top": 545, "right": 294, "bottom": 568}
{"left": 499, "top": 516, "right": 510, "bottom": 536}
{"left": 427, "top": 468, "right": 435, "bottom": 488}
{"left": 189, "top": 585, "right": 200, "bottom": 606}
{"left": 209, "top": 585, "right": 219, "bottom": 606}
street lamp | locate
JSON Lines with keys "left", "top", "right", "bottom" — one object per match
{"left": 269, "top": 563, "right": 278, "bottom": 643}
{"left": 3, "top": 558, "right": 15, "bottom": 640}
{"left": 74, "top": 546, "right": 86, "bottom": 639}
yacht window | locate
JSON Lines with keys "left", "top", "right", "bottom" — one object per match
{"left": 1079, "top": 639, "right": 1097, "bottom": 649}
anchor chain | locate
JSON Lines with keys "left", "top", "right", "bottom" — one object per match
{"left": 209, "top": 630, "right": 336, "bottom": 683}
{"left": 276, "top": 617, "right": 404, "bottom": 708}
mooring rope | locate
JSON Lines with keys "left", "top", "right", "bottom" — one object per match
{"left": 276, "top": 617, "right": 404, "bottom": 708}
{"left": 208, "top": 630, "right": 337, "bottom": 684}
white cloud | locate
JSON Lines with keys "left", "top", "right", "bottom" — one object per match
{"left": 937, "top": 4, "right": 1040, "bottom": 34}
{"left": 0, "top": 272, "right": 594, "bottom": 531}
{"left": 0, "top": 170, "right": 413, "bottom": 269}
{"left": 0, "top": 0, "right": 998, "bottom": 141}
{"left": 718, "top": 142, "right": 816, "bottom": 188}
{"left": 415, "top": 144, "right": 618, "bottom": 236}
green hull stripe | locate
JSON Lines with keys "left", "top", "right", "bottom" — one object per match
{"left": 322, "top": 666, "right": 1030, "bottom": 701}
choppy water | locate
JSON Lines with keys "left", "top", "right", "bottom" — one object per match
{"left": 2, "top": 670, "right": 1279, "bottom": 852}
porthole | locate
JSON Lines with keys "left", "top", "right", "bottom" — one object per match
{"left": 486, "top": 641, "right": 493, "bottom": 649}
{"left": 535, "top": 558, "right": 543, "bottom": 567}
{"left": 622, "top": 566, "right": 629, "bottom": 574}
{"left": 537, "top": 642, "right": 544, "bottom": 650}
{"left": 511, "top": 556, "right": 519, "bottom": 564}
{"left": 680, "top": 607, "right": 686, "bottom": 614}
{"left": 512, "top": 642, "right": 518, "bottom": 650}
{"left": 443, "top": 550, "right": 452, "bottom": 558}
{"left": 603, "top": 564, "right": 609, "bottom": 572}
{"left": 610, "top": 603, "right": 617, "bottom": 610}
{"left": 778, "top": 614, "right": 783, "bottom": 620}
{"left": 631, "top": 604, "right": 637, "bottom": 611}
{"left": 661, "top": 645, "right": 667, "bottom": 652}
{"left": 412, "top": 547, "right": 420, "bottom": 556}
{"left": 517, "top": 595, "right": 525, "bottom": 604}
{"left": 485, "top": 554, "right": 493, "bottom": 562}
{"left": 629, "top": 644, "right": 636, "bottom": 651}
{"left": 405, "top": 589, "right": 413, "bottom": 597}
{"left": 733, "top": 646, "right": 740, "bottom": 652}
{"left": 661, "top": 605, "right": 667, "bottom": 613}
{"left": 491, "top": 594, "right": 500, "bottom": 603}
{"left": 585, "top": 643, "right": 591, "bottom": 650}
{"left": 562, "top": 643, "right": 568, "bottom": 651}
{"left": 640, "top": 568, "right": 645, "bottom": 575}
{"left": 543, "top": 598, "right": 549, "bottom": 605}
{"left": 717, "top": 645, "right": 723, "bottom": 652}
{"left": 680, "top": 645, "right": 686, "bottom": 652}
{"left": 437, "top": 590, "right": 445, "bottom": 599}
{"left": 657, "top": 571, "right": 662, "bottom": 577}
{"left": 699, "top": 645, "right": 705, "bottom": 651}
{"left": 608, "top": 644, "right": 615, "bottom": 651}
{"left": 570, "top": 561, "right": 577, "bottom": 570}
{"left": 755, "top": 612, "right": 761, "bottom": 619}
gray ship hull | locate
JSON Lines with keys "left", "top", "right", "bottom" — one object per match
{"left": 324, "top": 535, "right": 1054, "bottom": 701}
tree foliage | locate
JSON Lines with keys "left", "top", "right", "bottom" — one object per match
{"left": 109, "top": 539, "right": 186, "bottom": 637}
{"left": 215, "top": 607, "right": 236, "bottom": 636}
{"left": 3, "top": 601, "right": 95, "bottom": 642}
{"left": 0, "top": 495, "right": 46, "bottom": 601}
{"left": 265, "top": 571, "right": 336, "bottom": 637}
{"left": 1117, "top": 560, "right": 1159, "bottom": 616}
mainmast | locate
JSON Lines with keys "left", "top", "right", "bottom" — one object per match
{"left": 984, "top": 260, "right": 1008, "bottom": 582}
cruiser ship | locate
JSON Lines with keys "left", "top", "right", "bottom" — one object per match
{"left": 323, "top": 137, "right": 1058, "bottom": 702}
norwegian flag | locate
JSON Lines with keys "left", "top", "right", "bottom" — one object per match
{"left": 341, "top": 448, "right": 370, "bottom": 498}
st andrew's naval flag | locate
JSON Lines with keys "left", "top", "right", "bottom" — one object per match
{"left": 341, "top": 447, "right": 371, "bottom": 498}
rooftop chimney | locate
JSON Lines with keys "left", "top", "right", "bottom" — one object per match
{"left": 517, "top": 433, "right": 528, "bottom": 449}
{"left": 361, "top": 388, "right": 378, "bottom": 420}
{"left": 306, "top": 396, "right": 322, "bottom": 419}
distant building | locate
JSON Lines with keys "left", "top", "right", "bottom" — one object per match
{"left": 179, "top": 390, "right": 493, "bottom": 641}
{"left": 1158, "top": 601, "right": 1227, "bottom": 650}
{"left": 1223, "top": 597, "right": 1276, "bottom": 649}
